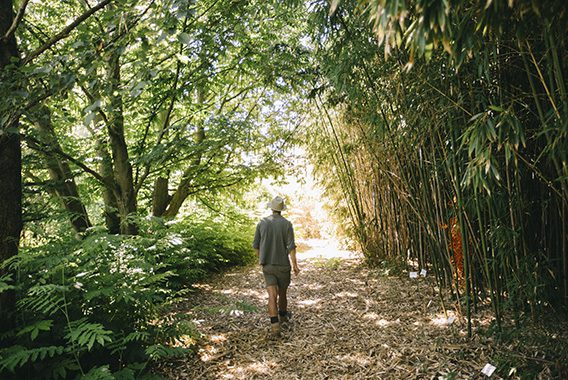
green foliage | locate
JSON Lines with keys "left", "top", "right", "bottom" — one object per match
{"left": 142, "top": 213, "right": 256, "bottom": 288}
{"left": 17, "top": 284, "right": 68, "bottom": 316}
{"left": 372, "top": 258, "right": 406, "bottom": 277}
{"left": 14, "top": 0, "right": 305, "bottom": 219}
{"left": 350, "top": 0, "right": 568, "bottom": 66}
{"left": 0, "top": 345, "right": 64, "bottom": 373}
{"left": 16, "top": 320, "right": 53, "bottom": 341}
{"left": 0, "top": 211, "right": 254, "bottom": 379}
{"left": 80, "top": 366, "right": 114, "bottom": 380}
{"left": 481, "top": 320, "right": 568, "bottom": 379}
{"left": 3, "top": 0, "right": 301, "bottom": 378}
{"left": 305, "top": 0, "right": 568, "bottom": 331}
{"left": 144, "top": 344, "right": 187, "bottom": 360}
{"left": 0, "top": 274, "right": 16, "bottom": 294}
{"left": 66, "top": 320, "right": 113, "bottom": 352}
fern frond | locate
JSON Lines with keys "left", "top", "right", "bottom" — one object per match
{"left": 139, "top": 271, "right": 175, "bottom": 286}
{"left": 83, "top": 287, "right": 112, "bottom": 302}
{"left": 0, "top": 345, "right": 64, "bottom": 372}
{"left": 0, "top": 274, "right": 15, "bottom": 294}
{"left": 17, "top": 284, "right": 68, "bottom": 316}
{"left": 111, "top": 367, "right": 135, "bottom": 380}
{"left": 144, "top": 344, "right": 188, "bottom": 360}
{"left": 1, "top": 255, "right": 20, "bottom": 270}
{"left": 79, "top": 365, "right": 114, "bottom": 380}
{"left": 50, "top": 357, "right": 77, "bottom": 380}
{"left": 108, "top": 330, "right": 150, "bottom": 354}
{"left": 123, "top": 331, "right": 150, "bottom": 343}
{"left": 66, "top": 319, "right": 113, "bottom": 351}
{"left": 16, "top": 319, "right": 53, "bottom": 341}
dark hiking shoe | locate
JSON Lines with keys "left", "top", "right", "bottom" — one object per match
{"left": 279, "top": 311, "right": 292, "bottom": 323}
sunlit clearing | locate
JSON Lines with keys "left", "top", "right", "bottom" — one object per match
{"left": 298, "top": 239, "right": 360, "bottom": 260}
{"left": 252, "top": 150, "right": 339, "bottom": 241}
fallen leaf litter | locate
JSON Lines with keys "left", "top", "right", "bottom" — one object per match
{"left": 155, "top": 244, "right": 567, "bottom": 380}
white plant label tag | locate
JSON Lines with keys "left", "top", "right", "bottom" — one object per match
{"left": 409, "top": 271, "right": 418, "bottom": 279}
{"left": 481, "top": 363, "right": 496, "bottom": 376}
{"left": 446, "top": 316, "right": 456, "bottom": 325}
{"left": 420, "top": 269, "right": 427, "bottom": 277}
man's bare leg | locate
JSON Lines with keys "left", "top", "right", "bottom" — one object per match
{"left": 267, "top": 285, "right": 280, "bottom": 336}
{"left": 267, "top": 285, "right": 278, "bottom": 317}
{"left": 278, "top": 287, "right": 287, "bottom": 312}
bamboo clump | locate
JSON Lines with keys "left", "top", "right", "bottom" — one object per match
{"left": 303, "top": 4, "right": 568, "bottom": 330}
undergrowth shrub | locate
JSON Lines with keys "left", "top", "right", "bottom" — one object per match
{"left": 0, "top": 215, "right": 255, "bottom": 379}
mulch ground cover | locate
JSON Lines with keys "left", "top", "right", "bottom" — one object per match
{"left": 156, "top": 243, "right": 568, "bottom": 380}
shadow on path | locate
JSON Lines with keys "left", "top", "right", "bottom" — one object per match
{"left": 155, "top": 239, "right": 560, "bottom": 379}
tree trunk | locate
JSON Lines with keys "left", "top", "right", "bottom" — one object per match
{"left": 150, "top": 62, "right": 184, "bottom": 217}
{"left": 0, "top": 0, "right": 21, "bottom": 334}
{"left": 162, "top": 125, "right": 205, "bottom": 218}
{"left": 29, "top": 106, "right": 91, "bottom": 232}
{"left": 152, "top": 175, "right": 170, "bottom": 216}
{"left": 106, "top": 50, "right": 137, "bottom": 234}
{"left": 97, "top": 139, "right": 121, "bottom": 234}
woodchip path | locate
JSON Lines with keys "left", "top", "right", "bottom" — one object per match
{"left": 156, "top": 239, "right": 565, "bottom": 380}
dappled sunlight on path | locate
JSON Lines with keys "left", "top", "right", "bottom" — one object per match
{"left": 155, "top": 240, "right": 518, "bottom": 379}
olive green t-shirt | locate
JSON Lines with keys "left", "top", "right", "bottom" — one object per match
{"left": 252, "top": 213, "right": 296, "bottom": 266}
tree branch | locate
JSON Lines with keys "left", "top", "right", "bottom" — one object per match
{"left": 22, "top": 133, "right": 109, "bottom": 187}
{"left": 1, "top": 0, "right": 30, "bottom": 43}
{"left": 22, "top": 0, "right": 112, "bottom": 65}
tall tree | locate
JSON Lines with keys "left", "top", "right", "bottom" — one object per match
{"left": 104, "top": 46, "right": 138, "bottom": 234}
{"left": 9, "top": 0, "right": 306, "bottom": 235}
{"left": 1, "top": 0, "right": 110, "bottom": 330}
{"left": 27, "top": 105, "right": 92, "bottom": 232}
{"left": 0, "top": 0, "right": 22, "bottom": 332}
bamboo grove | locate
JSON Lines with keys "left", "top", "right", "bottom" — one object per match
{"left": 304, "top": 0, "right": 568, "bottom": 331}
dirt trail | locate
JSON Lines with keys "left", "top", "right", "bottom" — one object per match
{"left": 156, "top": 240, "right": 560, "bottom": 379}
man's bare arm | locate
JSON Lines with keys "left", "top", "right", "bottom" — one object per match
{"left": 289, "top": 248, "right": 300, "bottom": 275}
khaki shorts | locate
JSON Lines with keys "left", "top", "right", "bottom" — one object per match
{"left": 262, "top": 264, "right": 291, "bottom": 289}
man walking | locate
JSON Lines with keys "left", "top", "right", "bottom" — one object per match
{"left": 253, "top": 196, "right": 300, "bottom": 338}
